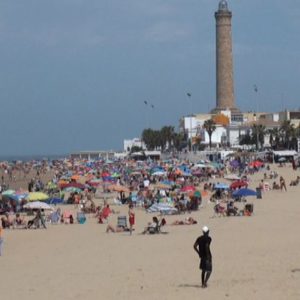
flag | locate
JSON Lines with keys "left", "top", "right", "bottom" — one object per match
{"left": 187, "top": 92, "right": 192, "bottom": 97}
{"left": 144, "top": 101, "right": 148, "bottom": 105}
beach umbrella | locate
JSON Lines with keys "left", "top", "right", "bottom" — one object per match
{"left": 63, "top": 187, "right": 82, "bottom": 193}
{"left": 101, "top": 172, "right": 111, "bottom": 177}
{"left": 61, "top": 182, "right": 86, "bottom": 190}
{"left": 24, "top": 201, "right": 53, "bottom": 210}
{"left": 230, "top": 181, "right": 248, "bottom": 190}
{"left": 26, "top": 192, "right": 49, "bottom": 202}
{"left": 214, "top": 183, "right": 229, "bottom": 190}
{"left": 232, "top": 188, "right": 257, "bottom": 197}
{"left": 8, "top": 193, "right": 28, "bottom": 202}
{"left": 46, "top": 198, "right": 64, "bottom": 205}
{"left": 180, "top": 186, "right": 196, "bottom": 192}
{"left": 224, "top": 174, "right": 240, "bottom": 181}
{"left": 47, "top": 182, "right": 58, "bottom": 190}
{"left": 161, "top": 180, "right": 175, "bottom": 186}
{"left": 249, "top": 161, "right": 264, "bottom": 168}
{"left": 71, "top": 175, "right": 81, "bottom": 181}
{"left": 278, "top": 157, "right": 286, "bottom": 162}
{"left": 2, "top": 189, "right": 16, "bottom": 196}
{"left": 230, "top": 160, "right": 240, "bottom": 168}
{"left": 111, "top": 172, "right": 121, "bottom": 178}
{"left": 192, "top": 163, "right": 206, "bottom": 168}
{"left": 209, "top": 162, "right": 224, "bottom": 169}
{"left": 88, "top": 179, "right": 102, "bottom": 187}
{"left": 152, "top": 171, "right": 167, "bottom": 176}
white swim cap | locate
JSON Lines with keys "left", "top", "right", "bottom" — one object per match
{"left": 202, "top": 226, "right": 209, "bottom": 233}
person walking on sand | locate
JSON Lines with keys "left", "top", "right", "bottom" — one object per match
{"left": 128, "top": 204, "right": 135, "bottom": 235}
{"left": 280, "top": 176, "right": 287, "bottom": 191}
{"left": 193, "top": 226, "right": 212, "bottom": 288}
{"left": 0, "top": 223, "right": 4, "bottom": 256}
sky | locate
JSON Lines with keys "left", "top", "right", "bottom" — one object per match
{"left": 0, "top": 0, "right": 299, "bottom": 156}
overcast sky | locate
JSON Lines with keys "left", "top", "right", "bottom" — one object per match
{"left": 0, "top": 0, "right": 299, "bottom": 156}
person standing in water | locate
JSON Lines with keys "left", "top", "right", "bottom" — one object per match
{"left": 193, "top": 226, "right": 212, "bottom": 288}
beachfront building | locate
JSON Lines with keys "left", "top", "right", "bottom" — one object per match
{"left": 70, "top": 150, "right": 117, "bottom": 160}
{"left": 123, "top": 138, "right": 146, "bottom": 152}
{"left": 180, "top": 109, "right": 283, "bottom": 149}
{"left": 279, "top": 110, "right": 300, "bottom": 127}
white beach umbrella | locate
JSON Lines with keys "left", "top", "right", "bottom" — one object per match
{"left": 23, "top": 201, "right": 53, "bottom": 210}
{"left": 224, "top": 174, "right": 241, "bottom": 181}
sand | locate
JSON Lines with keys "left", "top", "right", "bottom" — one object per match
{"left": 0, "top": 164, "right": 300, "bottom": 300}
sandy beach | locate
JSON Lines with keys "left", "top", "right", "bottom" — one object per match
{"left": 0, "top": 164, "right": 300, "bottom": 300}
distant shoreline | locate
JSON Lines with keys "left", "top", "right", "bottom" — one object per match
{"left": 0, "top": 154, "right": 67, "bottom": 162}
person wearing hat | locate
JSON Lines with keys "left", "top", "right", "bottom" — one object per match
{"left": 193, "top": 225, "right": 212, "bottom": 288}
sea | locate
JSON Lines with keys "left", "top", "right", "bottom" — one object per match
{"left": 0, "top": 154, "right": 67, "bottom": 162}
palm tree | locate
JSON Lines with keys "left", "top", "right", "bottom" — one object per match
{"left": 280, "top": 120, "right": 295, "bottom": 149}
{"left": 267, "top": 127, "right": 280, "bottom": 149}
{"left": 203, "top": 119, "right": 216, "bottom": 149}
{"left": 173, "top": 132, "right": 187, "bottom": 151}
{"left": 160, "top": 126, "right": 175, "bottom": 151}
{"left": 251, "top": 124, "right": 266, "bottom": 150}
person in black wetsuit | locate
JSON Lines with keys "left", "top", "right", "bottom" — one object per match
{"left": 193, "top": 226, "right": 212, "bottom": 288}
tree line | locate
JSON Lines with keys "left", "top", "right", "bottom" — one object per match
{"left": 240, "top": 120, "right": 300, "bottom": 150}
{"left": 140, "top": 120, "right": 217, "bottom": 151}
{"left": 139, "top": 119, "right": 300, "bottom": 152}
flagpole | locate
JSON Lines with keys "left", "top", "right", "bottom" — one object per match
{"left": 187, "top": 92, "right": 192, "bottom": 152}
{"left": 254, "top": 85, "right": 259, "bottom": 150}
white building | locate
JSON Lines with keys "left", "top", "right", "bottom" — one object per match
{"left": 123, "top": 138, "right": 146, "bottom": 152}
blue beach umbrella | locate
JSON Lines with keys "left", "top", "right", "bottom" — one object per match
{"left": 232, "top": 188, "right": 257, "bottom": 197}
{"left": 46, "top": 198, "right": 64, "bottom": 205}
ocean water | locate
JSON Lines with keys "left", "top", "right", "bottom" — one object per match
{"left": 0, "top": 154, "right": 67, "bottom": 162}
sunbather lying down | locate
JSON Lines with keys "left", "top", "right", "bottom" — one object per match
{"left": 171, "top": 217, "right": 197, "bottom": 225}
{"left": 106, "top": 224, "right": 131, "bottom": 233}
